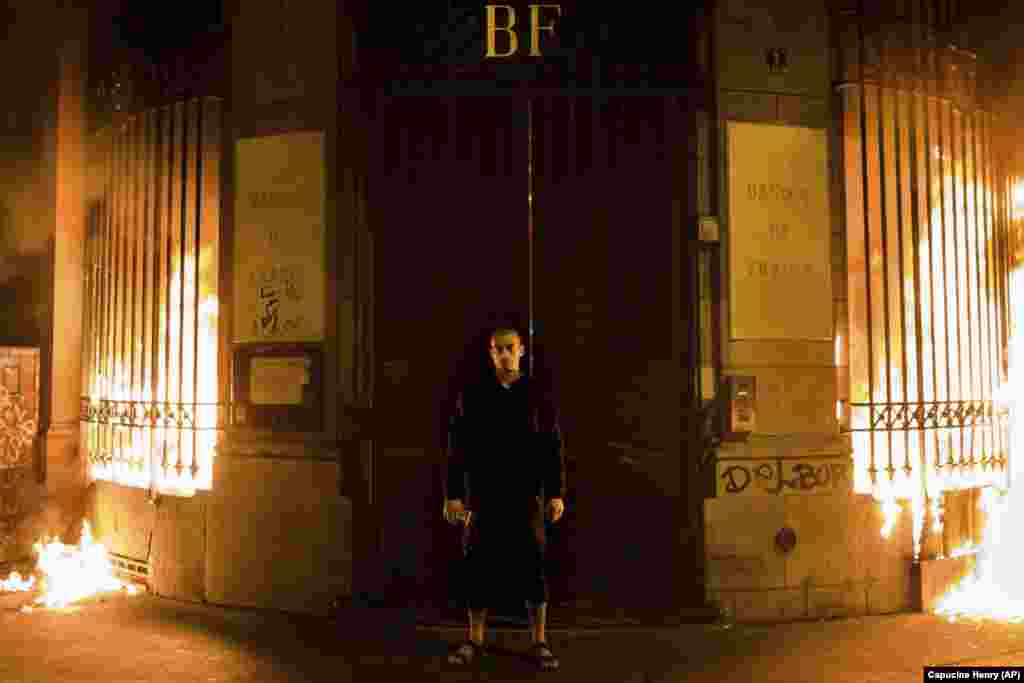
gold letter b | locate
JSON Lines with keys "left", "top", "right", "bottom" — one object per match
{"left": 485, "top": 5, "right": 517, "bottom": 57}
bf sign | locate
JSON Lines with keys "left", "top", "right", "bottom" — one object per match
{"left": 485, "top": 4, "right": 562, "bottom": 57}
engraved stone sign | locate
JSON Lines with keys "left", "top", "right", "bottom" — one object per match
{"left": 233, "top": 130, "right": 326, "bottom": 344}
{"left": 727, "top": 121, "right": 832, "bottom": 340}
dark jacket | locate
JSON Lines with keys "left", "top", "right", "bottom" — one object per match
{"left": 445, "top": 372, "right": 566, "bottom": 511}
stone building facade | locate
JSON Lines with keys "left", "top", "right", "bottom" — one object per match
{"left": 1, "top": 0, "right": 1017, "bottom": 623}
{"left": 706, "top": 0, "right": 1016, "bottom": 621}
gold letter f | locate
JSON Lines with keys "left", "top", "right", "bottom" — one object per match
{"left": 530, "top": 4, "right": 561, "bottom": 57}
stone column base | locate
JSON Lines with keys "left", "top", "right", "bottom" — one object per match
{"left": 40, "top": 423, "right": 87, "bottom": 542}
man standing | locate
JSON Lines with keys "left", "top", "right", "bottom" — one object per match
{"left": 444, "top": 326, "right": 565, "bottom": 671}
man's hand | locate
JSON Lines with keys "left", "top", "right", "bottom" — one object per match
{"left": 546, "top": 497, "right": 565, "bottom": 523}
{"left": 445, "top": 499, "right": 470, "bottom": 524}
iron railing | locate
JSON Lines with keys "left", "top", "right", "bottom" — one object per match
{"left": 835, "top": 0, "right": 1013, "bottom": 500}
{"left": 80, "top": 97, "right": 226, "bottom": 495}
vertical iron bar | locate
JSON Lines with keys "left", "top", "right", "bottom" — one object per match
{"left": 130, "top": 113, "right": 141, "bottom": 479}
{"left": 973, "top": 114, "right": 984, "bottom": 471}
{"left": 971, "top": 112, "right": 989, "bottom": 471}
{"left": 123, "top": 116, "right": 135, "bottom": 476}
{"left": 142, "top": 108, "right": 156, "bottom": 493}
{"left": 178, "top": 100, "right": 188, "bottom": 483}
{"left": 105, "top": 124, "right": 117, "bottom": 475}
{"left": 121, "top": 115, "right": 132, "bottom": 477}
{"left": 192, "top": 99, "right": 203, "bottom": 483}
{"left": 968, "top": 110, "right": 981, "bottom": 469}
{"left": 124, "top": 115, "right": 134, "bottom": 475}
{"left": 963, "top": 112, "right": 978, "bottom": 469}
{"left": 908, "top": 4, "right": 928, "bottom": 503}
{"left": 90, "top": 190, "right": 100, "bottom": 469}
{"left": 857, "top": 0, "right": 878, "bottom": 486}
{"left": 199, "top": 97, "right": 222, "bottom": 486}
{"left": 999, "top": 151, "right": 1007, "bottom": 475}
{"left": 994, "top": 151, "right": 1005, "bottom": 472}
{"left": 994, "top": 152, "right": 1005, "bottom": 472}
{"left": 996, "top": 117, "right": 1006, "bottom": 473}
{"left": 151, "top": 106, "right": 165, "bottom": 492}
{"left": 923, "top": 20, "right": 941, "bottom": 474}
{"left": 82, "top": 196, "right": 94, "bottom": 470}
{"left": 893, "top": 77, "right": 911, "bottom": 479}
{"left": 82, "top": 206, "right": 91, "bottom": 405}
{"left": 981, "top": 111, "right": 996, "bottom": 470}
{"left": 950, "top": 104, "right": 966, "bottom": 471}
{"left": 117, "top": 117, "right": 129, "bottom": 476}
{"left": 877, "top": 36, "right": 896, "bottom": 484}
{"left": 985, "top": 113, "right": 1001, "bottom": 472}
{"left": 103, "top": 128, "right": 115, "bottom": 474}
{"left": 1005, "top": 167, "right": 1013, "bottom": 366}
{"left": 114, "top": 119, "right": 127, "bottom": 478}
{"left": 938, "top": 71, "right": 954, "bottom": 471}
{"left": 164, "top": 103, "right": 177, "bottom": 483}
{"left": 1002, "top": 156, "right": 1013, "bottom": 473}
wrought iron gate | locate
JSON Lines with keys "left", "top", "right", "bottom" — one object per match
{"left": 835, "top": 0, "right": 1013, "bottom": 537}
{"left": 80, "top": 97, "right": 224, "bottom": 497}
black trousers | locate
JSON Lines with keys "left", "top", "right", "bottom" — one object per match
{"left": 459, "top": 513, "right": 548, "bottom": 611}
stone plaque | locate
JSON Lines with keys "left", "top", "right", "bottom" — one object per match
{"left": 716, "top": 456, "right": 851, "bottom": 497}
{"left": 233, "top": 130, "right": 326, "bottom": 344}
{"left": 727, "top": 121, "right": 832, "bottom": 340}
{"left": 249, "top": 356, "right": 311, "bottom": 406}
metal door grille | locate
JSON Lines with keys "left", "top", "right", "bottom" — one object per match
{"left": 836, "top": 1, "right": 1012, "bottom": 525}
{"left": 80, "top": 97, "right": 224, "bottom": 496}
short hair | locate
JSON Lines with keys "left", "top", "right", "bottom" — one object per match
{"left": 490, "top": 327, "right": 522, "bottom": 342}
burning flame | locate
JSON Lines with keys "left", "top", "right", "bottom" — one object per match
{"left": 0, "top": 520, "right": 140, "bottom": 609}
{"left": 84, "top": 249, "right": 219, "bottom": 496}
{"left": 879, "top": 500, "right": 902, "bottom": 539}
{"left": 0, "top": 571, "right": 34, "bottom": 592}
{"left": 932, "top": 488, "right": 1024, "bottom": 621}
{"left": 929, "top": 260, "right": 1024, "bottom": 621}
{"left": 851, "top": 166, "right": 1012, "bottom": 560}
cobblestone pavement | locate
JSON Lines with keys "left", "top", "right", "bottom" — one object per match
{"left": 1, "top": 589, "right": 1023, "bottom": 682}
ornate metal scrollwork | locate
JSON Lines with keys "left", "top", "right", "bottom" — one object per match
{"left": 854, "top": 400, "right": 1007, "bottom": 432}
{"left": 0, "top": 385, "right": 35, "bottom": 469}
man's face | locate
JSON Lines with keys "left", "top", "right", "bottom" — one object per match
{"left": 489, "top": 332, "right": 524, "bottom": 374}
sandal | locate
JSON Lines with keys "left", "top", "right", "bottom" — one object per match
{"left": 531, "top": 641, "right": 559, "bottom": 671}
{"left": 447, "top": 640, "right": 485, "bottom": 665}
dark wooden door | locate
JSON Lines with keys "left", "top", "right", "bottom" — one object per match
{"left": 532, "top": 97, "right": 691, "bottom": 614}
{"left": 369, "top": 94, "right": 529, "bottom": 609}
{"left": 367, "top": 92, "right": 699, "bottom": 616}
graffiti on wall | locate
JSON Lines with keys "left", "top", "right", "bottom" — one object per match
{"left": 716, "top": 456, "right": 851, "bottom": 496}
{"left": 248, "top": 264, "right": 309, "bottom": 339}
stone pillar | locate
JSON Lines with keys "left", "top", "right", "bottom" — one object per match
{"left": 206, "top": 0, "right": 353, "bottom": 615}
{"left": 42, "top": 10, "right": 87, "bottom": 540}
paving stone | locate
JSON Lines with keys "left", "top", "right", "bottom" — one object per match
{"left": 0, "top": 592, "right": 1019, "bottom": 681}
